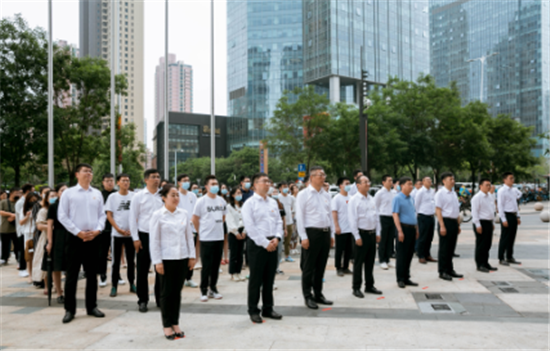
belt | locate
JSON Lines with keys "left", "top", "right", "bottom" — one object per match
{"left": 359, "top": 229, "right": 376, "bottom": 234}
{"left": 401, "top": 223, "right": 416, "bottom": 228}
{"left": 309, "top": 227, "right": 330, "bottom": 232}
{"left": 504, "top": 212, "right": 517, "bottom": 216}
{"left": 418, "top": 213, "right": 434, "bottom": 217}
{"left": 443, "top": 217, "right": 458, "bottom": 222}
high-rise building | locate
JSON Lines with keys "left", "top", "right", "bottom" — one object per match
{"left": 154, "top": 54, "right": 194, "bottom": 127}
{"left": 227, "top": 1, "right": 304, "bottom": 151}
{"left": 303, "top": 0, "right": 431, "bottom": 103}
{"left": 56, "top": 40, "right": 80, "bottom": 107}
{"left": 430, "top": 0, "right": 549, "bottom": 156}
{"left": 79, "top": 0, "right": 145, "bottom": 145}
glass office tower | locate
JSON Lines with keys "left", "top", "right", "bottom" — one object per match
{"left": 430, "top": 0, "right": 550, "bottom": 156}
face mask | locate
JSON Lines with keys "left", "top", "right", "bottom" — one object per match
{"left": 198, "top": 193, "right": 203, "bottom": 197}
{"left": 244, "top": 182, "right": 251, "bottom": 190}
{"left": 344, "top": 185, "right": 351, "bottom": 192}
{"left": 272, "top": 195, "right": 279, "bottom": 199}
{"left": 181, "top": 182, "right": 190, "bottom": 190}
{"left": 221, "top": 189, "right": 228, "bottom": 195}
{"left": 192, "top": 189, "right": 199, "bottom": 195}
{"left": 49, "top": 197, "right": 57, "bottom": 204}
{"left": 282, "top": 188, "right": 289, "bottom": 194}
{"left": 397, "top": 185, "right": 401, "bottom": 191}
{"left": 235, "top": 195, "right": 242, "bottom": 202}
{"left": 209, "top": 186, "right": 219, "bottom": 194}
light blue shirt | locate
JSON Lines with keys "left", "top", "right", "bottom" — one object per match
{"left": 392, "top": 192, "right": 417, "bottom": 226}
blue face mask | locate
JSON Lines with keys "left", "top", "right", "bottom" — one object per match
{"left": 282, "top": 188, "right": 289, "bottom": 194}
{"left": 344, "top": 185, "right": 351, "bottom": 192}
{"left": 209, "top": 186, "right": 219, "bottom": 194}
{"left": 192, "top": 189, "right": 199, "bottom": 195}
{"left": 181, "top": 182, "right": 190, "bottom": 190}
{"left": 221, "top": 189, "right": 228, "bottom": 195}
{"left": 397, "top": 185, "right": 401, "bottom": 191}
{"left": 235, "top": 195, "right": 243, "bottom": 202}
{"left": 272, "top": 195, "right": 279, "bottom": 200}
{"left": 49, "top": 197, "right": 57, "bottom": 204}
{"left": 244, "top": 182, "right": 251, "bottom": 190}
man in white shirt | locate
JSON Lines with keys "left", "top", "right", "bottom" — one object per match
{"left": 434, "top": 172, "right": 463, "bottom": 281}
{"left": 415, "top": 177, "right": 437, "bottom": 264}
{"left": 129, "top": 169, "right": 163, "bottom": 313}
{"left": 177, "top": 173, "right": 199, "bottom": 288}
{"left": 14, "top": 183, "right": 33, "bottom": 277}
{"left": 348, "top": 175, "right": 382, "bottom": 298}
{"left": 472, "top": 178, "right": 498, "bottom": 272}
{"left": 278, "top": 181, "right": 295, "bottom": 262}
{"left": 497, "top": 172, "right": 522, "bottom": 265}
{"left": 410, "top": 180, "right": 422, "bottom": 200}
{"left": 347, "top": 169, "right": 364, "bottom": 197}
{"left": 374, "top": 175, "right": 395, "bottom": 269}
{"left": 192, "top": 175, "right": 227, "bottom": 302}
{"left": 105, "top": 173, "right": 136, "bottom": 297}
{"left": 242, "top": 172, "right": 284, "bottom": 324}
{"left": 296, "top": 166, "right": 335, "bottom": 310}
{"left": 58, "top": 163, "right": 106, "bottom": 323}
{"left": 331, "top": 177, "right": 353, "bottom": 277}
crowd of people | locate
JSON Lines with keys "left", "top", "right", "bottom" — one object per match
{"left": 0, "top": 164, "right": 524, "bottom": 339}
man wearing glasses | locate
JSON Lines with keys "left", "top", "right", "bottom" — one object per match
{"left": 296, "top": 166, "right": 335, "bottom": 310}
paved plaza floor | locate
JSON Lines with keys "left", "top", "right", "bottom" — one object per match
{"left": 1, "top": 202, "right": 549, "bottom": 350}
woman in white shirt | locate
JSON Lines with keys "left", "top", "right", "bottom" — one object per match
{"left": 33, "top": 190, "right": 57, "bottom": 290}
{"left": 226, "top": 188, "right": 247, "bottom": 281}
{"left": 149, "top": 184, "right": 196, "bottom": 340}
{"left": 19, "top": 192, "right": 39, "bottom": 283}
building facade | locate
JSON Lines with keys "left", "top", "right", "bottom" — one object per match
{"left": 430, "top": 0, "right": 550, "bottom": 156}
{"left": 56, "top": 40, "right": 80, "bottom": 107}
{"left": 79, "top": 0, "right": 145, "bottom": 145}
{"left": 154, "top": 54, "right": 194, "bottom": 127}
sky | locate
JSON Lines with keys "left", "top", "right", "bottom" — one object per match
{"left": 1, "top": 0, "right": 228, "bottom": 149}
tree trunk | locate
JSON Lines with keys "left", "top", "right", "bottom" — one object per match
{"left": 471, "top": 166, "right": 476, "bottom": 196}
{"left": 14, "top": 164, "right": 21, "bottom": 187}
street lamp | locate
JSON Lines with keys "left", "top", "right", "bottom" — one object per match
{"left": 466, "top": 52, "right": 499, "bottom": 102}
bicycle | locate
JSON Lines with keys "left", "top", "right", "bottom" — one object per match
{"left": 459, "top": 195, "right": 472, "bottom": 223}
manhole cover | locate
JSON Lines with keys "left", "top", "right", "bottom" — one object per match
{"left": 492, "top": 281, "right": 511, "bottom": 286}
{"left": 425, "top": 293, "right": 443, "bottom": 300}
{"left": 499, "top": 287, "right": 519, "bottom": 293}
{"left": 431, "top": 303, "right": 452, "bottom": 311}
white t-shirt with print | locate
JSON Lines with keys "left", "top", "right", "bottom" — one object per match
{"left": 192, "top": 195, "right": 227, "bottom": 242}
{"left": 104, "top": 191, "right": 135, "bottom": 238}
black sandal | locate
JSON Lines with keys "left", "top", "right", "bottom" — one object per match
{"left": 174, "top": 331, "right": 185, "bottom": 338}
{"left": 164, "top": 333, "right": 176, "bottom": 340}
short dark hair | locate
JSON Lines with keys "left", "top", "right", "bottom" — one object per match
{"left": 177, "top": 174, "right": 189, "bottom": 182}
{"left": 160, "top": 179, "right": 170, "bottom": 185}
{"left": 21, "top": 183, "right": 34, "bottom": 194}
{"left": 337, "top": 177, "right": 350, "bottom": 186}
{"left": 9, "top": 186, "right": 21, "bottom": 194}
{"left": 55, "top": 183, "right": 67, "bottom": 193}
{"left": 204, "top": 175, "right": 217, "bottom": 186}
{"left": 277, "top": 181, "right": 287, "bottom": 189}
{"left": 502, "top": 171, "right": 514, "bottom": 180}
{"left": 39, "top": 186, "right": 51, "bottom": 193}
{"left": 159, "top": 183, "right": 177, "bottom": 198}
{"left": 252, "top": 172, "right": 268, "bottom": 185}
{"left": 480, "top": 178, "right": 491, "bottom": 186}
{"left": 74, "top": 163, "right": 92, "bottom": 174}
{"left": 309, "top": 166, "right": 324, "bottom": 176}
{"left": 116, "top": 173, "right": 130, "bottom": 181}
{"left": 102, "top": 173, "right": 114, "bottom": 181}
{"left": 240, "top": 175, "right": 250, "bottom": 183}
{"left": 415, "top": 179, "right": 422, "bottom": 184}
{"left": 440, "top": 172, "right": 454, "bottom": 182}
{"left": 381, "top": 174, "right": 392, "bottom": 183}
{"left": 399, "top": 176, "right": 412, "bottom": 185}
{"left": 353, "top": 169, "right": 363, "bottom": 178}
{"left": 394, "top": 179, "right": 400, "bottom": 185}
{"left": 303, "top": 176, "right": 310, "bottom": 183}
{"left": 143, "top": 168, "right": 160, "bottom": 179}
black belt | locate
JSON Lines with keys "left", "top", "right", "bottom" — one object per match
{"left": 359, "top": 229, "right": 376, "bottom": 234}
{"left": 505, "top": 212, "right": 518, "bottom": 216}
{"left": 308, "top": 227, "right": 330, "bottom": 232}
{"left": 443, "top": 217, "right": 458, "bottom": 222}
{"left": 401, "top": 223, "right": 416, "bottom": 228}
{"left": 418, "top": 213, "right": 434, "bottom": 217}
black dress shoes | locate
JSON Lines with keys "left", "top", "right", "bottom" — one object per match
{"left": 404, "top": 280, "right": 418, "bottom": 287}
{"left": 449, "top": 271, "right": 463, "bottom": 278}
{"left": 314, "top": 295, "right": 333, "bottom": 305}
{"left": 342, "top": 268, "right": 353, "bottom": 275}
{"left": 337, "top": 270, "right": 344, "bottom": 277}
{"left": 477, "top": 266, "right": 490, "bottom": 273}
{"left": 487, "top": 265, "right": 498, "bottom": 271}
{"left": 426, "top": 256, "right": 438, "bottom": 262}
{"left": 87, "top": 308, "right": 105, "bottom": 318}
{"left": 507, "top": 258, "right": 521, "bottom": 265}
{"left": 262, "top": 310, "right": 282, "bottom": 320}
{"left": 499, "top": 260, "right": 510, "bottom": 266}
{"left": 164, "top": 333, "right": 176, "bottom": 340}
{"left": 250, "top": 314, "right": 263, "bottom": 323}
{"left": 439, "top": 273, "right": 453, "bottom": 281}
{"left": 62, "top": 311, "right": 74, "bottom": 324}
{"left": 365, "top": 287, "right": 383, "bottom": 295}
{"left": 139, "top": 303, "right": 148, "bottom": 313}
{"left": 174, "top": 331, "right": 185, "bottom": 338}
{"left": 352, "top": 289, "right": 365, "bottom": 298}
{"left": 397, "top": 281, "right": 406, "bottom": 288}
{"left": 305, "top": 298, "right": 318, "bottom": 310}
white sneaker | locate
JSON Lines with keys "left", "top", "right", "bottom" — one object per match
{"left": 0, "top": 259, "right": 5, "bottom": 265}
{"left": 99, "top": 278, "right": 107, "bottom": 287}
{"left": 380, "top": 262, "right": 389, "bottom": 270}
{"left": 388, "top": 261, "right": 395, "bottom": 268}
{"left": 231, "top": 274, "right": 238, "bottom": 281}
{"left": 219, "top": 268, "right": 223, "bottom": 273}
{"left": 185, "top": 280, "right": 198, "bottom": 288}
{"left": 118, "top": 279, "right": 126, "bottom": 285}
{"left": 18, "top": 270, "right": 29, "bottom": 278}
{"left": 194, "top": 262, "right": 202, "bottom": 270}
{"left": 208, "top": 290, "right": 223, "bottom": 299}
{"left": 273, "top": 284, "right": 278, "bottom": 290}
{"left": 237, "top": 274, "right": 245, "bottom": 282}
{"left": 200, "top": 294, "right": 208, "bottom": 302}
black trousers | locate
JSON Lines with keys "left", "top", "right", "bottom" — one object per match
{"left": 474, "top": 220, "right": 493, "bottom": 268}
{"left": 200, "top": 240, "right": 223, "bottom": 295}
{"left": 335, "top": 233, "right": 352, "bottom": 270}
{"left": 186, "top": 233, "right": 197, "bottom": 281}
{"left": 111, "top": 237, "right": 135, "bottom": 288}
{"left": 378, "top": 216, "right": 395, "bottom": 263}
{"left": 352, "top": 230, "right": 376, "bottom": 290}
{"left": 301, "top": 228, "right": 331, "bottom": 299}
{"left": 396, "top": 225, "right": 416, "bottom": 282}
{"left": 64, "top": 234, "right": 99, "bottom": 314}
{"left": 499, "top": 213, "right": 518, "bottom": 261}
{"left": 1, "top": 232, "right": 18, "bottom": 262}
{"left": 136, "top": 232, "right": 160, "bottom": 305}
{"left": 17, "top": 235, "right": 27, "bottom": 270}
{"left": 98, "top": 229, "right": 111, "bottom": 277}
{"left": 247, "top": 237, "right": 278, "bottom": 315}
{"left": 438, "top": 218, "right": 459, "bottom": 274}
{"left": 228, "top": 229, "right": 245, "bottom": 274}
{"left": 417, "top": 214, "right": 435, "bottom": 259}
{"left": 159, "top": 259, "right": 188, "bottom": 328}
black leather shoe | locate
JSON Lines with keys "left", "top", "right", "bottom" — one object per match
{"left": 477, "top": 266, "right": 490, "bottom": 273}
{"left": 439, "top": 273, "right": 453, "bottom": 281}
{"left": 487, "top": 265, "right": 498, "bottom": 271}
{"left": 397, "top": 281, "right": 406, "bottom": 288}
{"left": 352, "top": 289, "right": 365, "bottom": 298}
{"left": 404, "top": 280, "right": 418, "bottom": 287}
{"left": 426, "top": 256, "right": 438, "bottom": 262}
{"left": 499, "top": 260, "right": 509, "bottom": 266}
{"left": 139, "top": 302, "right": 148, "bottom": 313}
{"left": 314, "top": 295, "right": 333, "bottom": 305}
{"left": 164, "top": 333, "right": 176, "bottom": 340}
{"left": 365, "top": 287, "right": 383, "bottom": 295}
{"left": 174, "top": 331, "right": 185, "bottom": 338}
{"left": 62, "top": 311, "right": 74, "bottom": 324}
{"left": 337, "top": 270, "right": 344, "bottom": 277}
{"left": 305, "top": 298, "right": 319, "bottom": 310}
{"left": 250, "top": 314, "right": 263, "bottom": 323}
{"left": 453, "top": 253, "right": 460, "bottom": 258}
{"left": 342, "top": 268, "right": 353, "bottom": 275}
{"left": 449, "top": 271, "right": 463, "bottom": 278}
{"left": 261, "top": 310, "right": 282, "bottom": 320}
{"left": 507, "top": 258, "right": 521, "bottom": 265}
{"left": 87, "top": 308, "right": 105, "bottom": 318}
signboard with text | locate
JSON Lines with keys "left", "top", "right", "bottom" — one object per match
{"left": 298, "top": 163, "right": 306, "bottom": 180}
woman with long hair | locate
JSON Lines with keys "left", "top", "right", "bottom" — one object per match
{"left": 33, "top": 190, "right": 57, "bottom": 292}
{"left": 19, "top": 191, "right": 39, "bottom": 283}
{"left": 226, "top": 187, "right": 246, "bottom": 281}
{"left": 45, "top": 183, "right": 68, "bottom": 303}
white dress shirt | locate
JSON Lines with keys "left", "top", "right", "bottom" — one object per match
{"left": 226, "top": 203, "right": 245, "bottom": 235}
{"left": 348, "top": 183, "right": 358, "bottom": 196}
{"left": 129, "top": 187, "right": 163, "bottom": 241}
{"left": 472, "top": 191, "right": 495, "bottom": 229}
{"left": 434, "top": 187, "right": 460, "bottom": 219}
{"left": 278, "top": 193, "right": 295, "bottom": 225}
{"left": 411, "top": 188, "right": 418, "bottom": 200}
{"left": 18, "top": 205, "right": 36, "bottom": 241}
{"left": 14, "top": 196, "right": 25, "bottom": 238}
{"left": 58, "top": 184, "right": 106, "bottom": 236}
{"left": 374, "top": 187, "right": 395, "bottom": 217}
{"left": 295, "top": 185, "right": 334, "bottom": 240}
{"left": 149, "top": 206, "right": 195, "bottom": 265}
{"left": 241, "top": 193, "right": 283, "bottom": 249}
{"left": 177, "top": 190, "right": 198, "bottom": 232}
{"left": 331, "top": 193, "right": 351, "bottom": 234}
{"left": 497, "top": 184, "right": 521, "bottom": 223}
{"left": 414, "top": 186, "right": 435, "bottom": 216}
{"left": 348, "top": 192, "right": 380, "bottom": 241}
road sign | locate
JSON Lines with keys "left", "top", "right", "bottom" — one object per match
{"left": 298, "top": 163, "right": 306, "bottom": 180}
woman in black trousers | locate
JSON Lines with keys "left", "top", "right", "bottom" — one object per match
{"left": 226, "top": 188, "right": 246, "bottom": 281}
